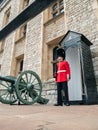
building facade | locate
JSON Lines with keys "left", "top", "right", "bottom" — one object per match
{"left": 0, "top": 0, "right": 98, "bottom": 95}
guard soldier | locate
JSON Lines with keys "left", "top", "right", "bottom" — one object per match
{"left": 54, "top": 48, "right": 71, "bottom": 106}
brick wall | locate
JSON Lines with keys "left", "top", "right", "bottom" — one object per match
{"left": 65, "top": 0, "right": 98, "bottom": 91}
{"left": 0, "top": 0, "right": 98, "bottom": 84}
{"left": 23, "top": 14, "right": 43, "bottom": 77}
{"left": 0, "top": 0, "right": 20, "bottom": 76}
{"left": 65, "top": 0, "right": 98, "bottom": 42}
{"left": 15, "top": 38, "right": 25, "bottom": 58}
{"left": 44, "top": 13, "right": 66, "bottom": 43}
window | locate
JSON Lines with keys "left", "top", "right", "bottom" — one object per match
{"left": 59, "top": 0, "right": 64, "bottom": 7}
{"left": 15, "top": 24, "right": 27, "bottom": 41}
{"left": 52, "top": 0, "right": 64, "bottom": 18}
{"left": 53, "top": 12, "right": 59, "bottom": 17}
{"left": 15, "top": 55, "right": 24, "bottom": 76}
{"left": 0, "top": 39, "right": 5, "bottom": 52}
{"left": 3, "top": 7, "right": 11, "bottom": 26}
{"left": 20, "top": 24, "right": 27, "bottom": 37}
{"left": 43, "top": 0, "right": 64, "bottom": 23}
{"left": 53, "top": 3, "right": 58, "bottom": 11}
{"left": 19, "top": 0, "right": 29, "bottom": 12}
{"left": 19, "top": 60, "right": 23, "bottom": 72}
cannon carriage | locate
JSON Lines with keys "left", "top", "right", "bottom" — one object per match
{"left": 0, "top": 70, "right": 49, "bottom": 105}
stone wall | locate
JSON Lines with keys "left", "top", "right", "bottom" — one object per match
{"left": 65, "top": 0, "right": 98, "bottom": 91}
{"left": 0, "top": 0, "right": 98, "bottom": 91}
{"left": 1, "top": 34, "right": 15, "bottom": 76}
{"left": 23, "top": 14, "right": 43, "bottom": 77}
{"left": 42, "top": 81, "right": 57, "bottom": 105}
{"left": 0, "top": 0, "right": 11, "bottom": 30}
{"left": 15, "top": 38, "right": 25, "bottom": 58}
{"left": 42, "top": 12, "right": 66, "bottom": 81}
{"left": 65, "top": 0, "right": 98, "bottom": 42}
{"left": 44, "top": 13, "right": 66, "bottom": 43}
{"left": 0, "top": 0, "right": 20, "bottom": 76}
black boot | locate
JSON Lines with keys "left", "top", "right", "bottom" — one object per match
{"left": 64, "top": 102, "right": 70, "bottom": 106}
{"left": 54, "top": 104, "right": 63, "bottom": 106}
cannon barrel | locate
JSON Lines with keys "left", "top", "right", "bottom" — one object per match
{"left": 0, "top": 76, "right": 16, "bottom": 84}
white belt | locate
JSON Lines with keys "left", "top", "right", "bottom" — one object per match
{"left": 57, "top": 70, "right": 66, "bottom": 73}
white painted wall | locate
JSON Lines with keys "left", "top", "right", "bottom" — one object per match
{"left": 66, "top": 46, "right": 83, "bottom": 101}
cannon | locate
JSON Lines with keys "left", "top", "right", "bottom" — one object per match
{"left": 0, "top": 70, "right": 49, "bottom": 105}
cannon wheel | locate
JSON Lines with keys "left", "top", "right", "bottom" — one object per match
{"left": 0, "top": 76, "right": 17, "bottom": 104}
{"left": 15, "top": 70, "right": 42, "bottom": 105}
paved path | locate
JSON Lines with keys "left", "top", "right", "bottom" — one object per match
{"left": 0, "top": 104, "right": 98, "bottom": 130}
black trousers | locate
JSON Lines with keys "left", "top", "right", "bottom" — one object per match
{"left": 57, "top": 82, "right": 69, "bottom": 105}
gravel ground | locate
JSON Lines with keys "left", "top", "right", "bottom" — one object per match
{"left": 0, "top": 104, "right": 98, "bottom": 130}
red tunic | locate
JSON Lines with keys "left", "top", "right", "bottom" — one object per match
{"left": 55, "top": 61, "right": 71, "bottom": 83}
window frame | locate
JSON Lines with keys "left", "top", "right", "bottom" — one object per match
{"left": 0, "top": 39, "right": 5, "bottom": 52}
{"left": 52, "top": 0, "right": 64, "bottom": 18}
{"left": 15, "top": 24, "right": 27, "bottom": 42}
{"left": 15, "top": 55, "right": 24, "bottom": 76}
{"left": 19, "top": 0, "right": 29, "bottom": 12}
{"left": 3, "top": 7, "right": 11, "bottom": 27}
